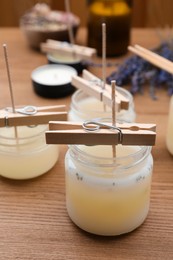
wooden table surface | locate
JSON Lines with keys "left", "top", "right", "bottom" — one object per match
{"left": 0, "top": 28, "right": 172, "bottom": 260}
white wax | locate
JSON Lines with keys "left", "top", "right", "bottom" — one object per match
{"left": 166, "top": 95, "right": 173, "bottom": 155}
{"left": 48, "top": 53, "right": 81, "bottom": 64}
{"left": 0, "top": 125, "right": 59, "bottom": 180}
{"left": 68, "top": 94, "right": 136, "bottom": 122}
{"left": 65, "top": 145, "right": 153, "bottom": 236}
{"left": 32, "top": 64, "right": 77, "bottom": 86}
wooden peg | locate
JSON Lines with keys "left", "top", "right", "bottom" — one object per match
{"left": 82, "top": 70, "right": 128, "bottom": 109}
{"left": 71, "top": 70, "right": 129, "bottom": 110}
{"left": 46, "top": 121, "right": 156, "bottom": 146}
{"left": 128, "top": 44, "right": 173, "bottom": 74}
{"left": 0, "top": 105, "right": 67, "bottom": 127}
{"left": 41, "top": 40, "right": 97, "bottom": 60}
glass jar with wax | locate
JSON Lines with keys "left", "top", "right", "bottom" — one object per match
{"left": 0, "top": 124, "right": 59, "bottom": 180}
{"left": 87, "top": 0, "right": 132, "bottom": 56}
{"left": 68, "top": 87, "right": 136, "bottom": 122}
{"left": 65, "top": 132, "right": 153, "bottom": 236}
{"left": 166, "top": 95, "right": 173, "bottom": 155}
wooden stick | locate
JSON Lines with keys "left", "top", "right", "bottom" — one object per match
{"left": 111, "top": 80, "right": 116, "bottom": 157}
{"left": 64, "top": 0, "right": 75, "bottom": 45}
{"left": 3, "top": 44, "right": 15, "bottom": 112}
{"left": 64, "top": 0, "right": 77, "bottom": 60}
{"left": 102, "top": 23, "right": 107, "bottom": 112}
{"left": 3, "top": 43, "right": 19, "bottom": 143}
{"left": 128, "top": 44, "right": 173, "bottom": 74}
{"left": 111, "top": 81, "right": 116, "bottom": 129}
{"left": 102, "top": 23, "right": 106, "bottom": 91}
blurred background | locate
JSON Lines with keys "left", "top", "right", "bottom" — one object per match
{"left": 0, "top": 0, "right": 173, "bottom": 28}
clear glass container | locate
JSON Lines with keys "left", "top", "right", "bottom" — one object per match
{"left": 0, "top": 124, "right": 59, "bottom": 180}
{"left": 65, "top": 140, "right": 153, "bottom": 236}
{"left": 68, "top": 88, "right": 136, "bottom": 122}
{"left": 166, "top": 95, "right": 173, "bottom": 155}
{"left": 87, "top": 0, "right": 133, "bottom": 56}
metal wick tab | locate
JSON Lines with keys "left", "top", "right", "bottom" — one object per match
{"left": 82, "top": 120, "right": 123, "bottom": 143}
{"left": 5, "top": 105, "right": 37, "bottom": 115}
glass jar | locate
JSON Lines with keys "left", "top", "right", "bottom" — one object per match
{"left": 68, "top": 88, "right": 136, "bottom": 122}
{"left": 0, "top": 124, "right": 59, "bottom": 180}
{"left": 87, "top": 0, "right": 133, "bottom": 56}
{"left": 166, "top": 95, "right": 173, "bottom": 155}
{"left": 65, "top": 140, "right": 153, "bottom": 236}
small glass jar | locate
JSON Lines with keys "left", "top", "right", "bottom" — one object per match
{"left": 65, "top": 141, "right": 153, "bottom": 236}
{"left": 68, "top": 88, "right": 136, "bottom": 122}
{"left": 87, "top": 0, "right": 133, "bottom": 56}
{"left": 166, "top": 95, "right": 173, "bottom": 155}
{"left": 0, "top": 124, "right": 59, "bottom": 180}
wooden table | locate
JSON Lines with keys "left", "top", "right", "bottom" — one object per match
{"left": 0, "top": 28, "right": 172, "bottom": 260}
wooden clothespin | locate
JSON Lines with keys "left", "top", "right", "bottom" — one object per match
{"left": 41, "top": 39, "right": 97, "bottom": 60}
{"left": 46, "top": 120, "right": 156, "bottom": 146}
{"left": 0, "top": 105, "right": 67, "bottom": 127}
{"left": 128, "top": 44, "right": 173, "bottom": 74}
{"left": 40, "top": 0, "right": 96, "bottom": 61}
{"left": 71, "top": 69, "right": 129, "bottom": 110}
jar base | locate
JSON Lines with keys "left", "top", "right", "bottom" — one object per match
{"left": 0, "top": 145, "right": 59, "bottom": 180}
{"left": 66, "top": 203, "right": 150, "bottom": 236}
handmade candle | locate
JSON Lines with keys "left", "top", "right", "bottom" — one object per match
{"left": 47, "top": 53, "right": 85, "bottom": 74}
{"left": 31, "top": 64, "right": 77, "bottom": 98}
{"left": 48, "top": 52, "right": 81, "bottom": 64}
{"left": 65, "top": 143, "right": 153, "bottom": 236}
{"left": 166, "top": 95, "right": 173, "bottom": 155}
{"left": 68, "top": 88, "right": 136, "bottom": 122}
{"left": 0, "top": 124, "right": 59, "bottom": 180}
{"left": 87, "top": 0, "right": 132, "bottom": 56}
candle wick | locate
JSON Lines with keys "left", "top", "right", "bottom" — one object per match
{"left": 3, "top": 43, "right": 19, "bottom": 144}
{"left": 3, "top": 44, "right": 16, "bottom": 113}
{"left": 65, "top": 0, "right": 75, "bottom": 45}
{"left": 111, "top": 80, "right": 116, "bottom": 158}
{"left": 102, "top": 23, "right": 107, "bottom": 112}
{"left": 102, "top": 23, "right": 106, "bottom": 90}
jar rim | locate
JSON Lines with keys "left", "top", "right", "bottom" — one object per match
{"left": 69, "top": 144, "right": 152, "bottom": 169}
{"left": 71, "top": 88, "right": 133, "bottom": 113}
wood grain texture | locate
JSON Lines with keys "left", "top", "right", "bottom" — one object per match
{"left": 0, "top": 28, "right": 173, "bottom": 260}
